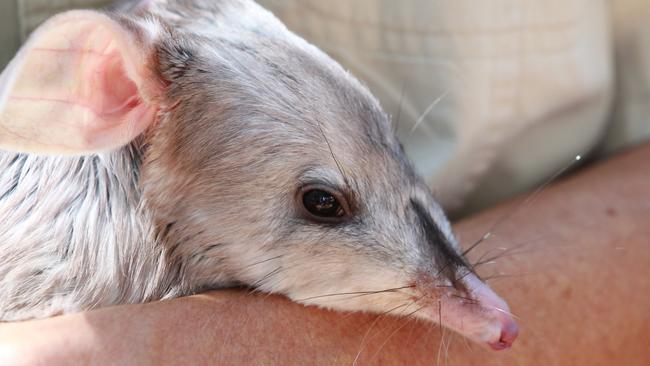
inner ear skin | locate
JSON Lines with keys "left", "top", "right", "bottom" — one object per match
{"left": 97, "top": 52, "right": 141, "bottom": 117}
{"left": 0, "top": 10, "right": 163, "bottom": 155}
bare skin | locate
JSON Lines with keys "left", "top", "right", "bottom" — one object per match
{"left": 1, "top": 143, "right": 650, "bottom": 365}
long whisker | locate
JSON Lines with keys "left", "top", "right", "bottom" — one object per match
{"left": 444, "top": 332, "right": 454, "bottom": 365}
{"left": 366, "top": 305, "right": 426, "bottom": 364}
{"left": 470, "top": 238, "right": 544, "bottom": 270}
{"left": 438, "top": 299, "right": 443, "bottom": 338}
{"left": 461, "top": 232, "right": 494, "bottom": 258}
{"left": 393, "top": 81, "right": 407, "bottom": 133}
{"left": 351, "top": 302, "right": 413, "bottom": 366}
{"left": 463, "top": 154, "right": 583, "bottom": 258}
{"left": 482, "top": 272, "right": 533, "bottom": 283}
{"left": 249, "top": 266, "right": 282, "bottom": 289}
{"left": 295, "top": 284, "right": 415, "bottom": 302}
{"left": 477, "top": 303, "right": 522, "bottom": 321}
{"left": 410, "top": 91, "right": 449, "bottom": 133}
{"left": 352, "top": 294, "right": 427, "bottom": 366}
{"left": 436, "top": 304, "right": 446, "bottom": 366}
{"left": 313, "top": 118, "right": 352, "bottom": 190}
{"left": 450, "top": 294, "right": 480, "bottom": 305}
{"left": 242, "top": 255, "right": 283, "bottom": 269}
{"left": 463, "top": 237, "right": 547, "bottom": 282}
{"left": 469, "top": 245, "right": 508, "bottom": 265}
{"left": 460, "top": 334, "right": 473, "bottom": 353}
{"left": 471, "top": 249, "right": 527, "bottom": 268}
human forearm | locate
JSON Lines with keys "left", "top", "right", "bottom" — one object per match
{"left": 2, "top": 144, "right": 650, "bottom": 365}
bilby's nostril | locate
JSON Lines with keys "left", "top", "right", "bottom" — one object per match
{"left": 488, "top": 315, "right": 519, "bottom": 351}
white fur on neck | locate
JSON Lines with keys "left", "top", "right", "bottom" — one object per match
{"left": 0, "top": 146, "right": 179, "bottom": 320}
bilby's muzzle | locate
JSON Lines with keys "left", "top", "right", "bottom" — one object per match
{"left": 418, "top": 272, "right": 519, "bottom": 350}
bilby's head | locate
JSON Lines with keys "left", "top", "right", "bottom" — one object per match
{"left": 0, "top": 0, "right": 517, "bottom": 349}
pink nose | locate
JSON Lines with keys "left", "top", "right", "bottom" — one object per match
{"left": 456, "top": 273, "right": 519, "bottom": 350}
{"left": 488, "top": 314, "right": 519, "bottom": 350}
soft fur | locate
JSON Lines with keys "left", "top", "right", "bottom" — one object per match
{"left": 0, "top": 0, "right": 514, "bottom": 347}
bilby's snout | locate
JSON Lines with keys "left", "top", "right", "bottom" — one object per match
{"left": 416, "top": 271, "right": 519, "bottom": 350}
{"left": 464, "top": 273, "right": 519, "bottom": 350}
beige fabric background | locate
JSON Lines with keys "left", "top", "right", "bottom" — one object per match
{"left": 260, "top": 0, "right": 614, "bottom": 214}
{"left": 1, "top": 0, "right": 649, "bottom": 216}
{"left": 605, "top": 0, "right": 650, "bottom": 153}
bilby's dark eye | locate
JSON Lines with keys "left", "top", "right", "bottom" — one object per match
{"left": 300, "top": 187, "right": 347, "bottom": 222}
{"left": 303, "top": 190, "right": 343, "bottom": 217}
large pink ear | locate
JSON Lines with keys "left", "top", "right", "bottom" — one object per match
{"left": 0, "top": 10, "right": 165, "bottom": 155}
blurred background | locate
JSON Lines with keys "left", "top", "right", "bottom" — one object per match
{"left": 1, "top": 0, "right": 649, "bottom": 217}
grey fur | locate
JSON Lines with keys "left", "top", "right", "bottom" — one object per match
{"left": 0, "top": 0, "right": 509, "bottom": 346}
{"left": 0, "top": 144, "right": 182, "bottom": 320}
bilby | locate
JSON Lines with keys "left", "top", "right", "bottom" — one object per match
{"left": 0, "top": 0, "right": 518, "bottom": 350}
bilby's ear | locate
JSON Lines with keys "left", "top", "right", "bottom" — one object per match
{"left": 0, "top": 10, "right": 165, "bottom": 155}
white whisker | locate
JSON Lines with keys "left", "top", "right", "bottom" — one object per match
{"left": 410, "top": 91, "right": 449, "bottom": 133}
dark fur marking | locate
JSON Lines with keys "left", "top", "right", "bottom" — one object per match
{"left": 167, "top": 241, "right": 181, "bottom": 257}
{"left": 62, "top": 226, "right": 74, "bottom": 260}
{"left": 0, "top": 155, "right": 25, "bottom": 202}
{"left": 161, "top": 221, "right": 176, "bottom": 238}
{"left": 203, "top": 243, "right": 223, "bottom": 252}
{"left": 410, "top": 198, "right": 471, "bottom": 292}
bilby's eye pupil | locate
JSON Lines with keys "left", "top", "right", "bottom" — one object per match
{"left": 303, "top": 189, "right": 344, "bottom": 218}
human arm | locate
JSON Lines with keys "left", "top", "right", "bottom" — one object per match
{"left": 2, "top": 144, "right": 650, "bottom": 365}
